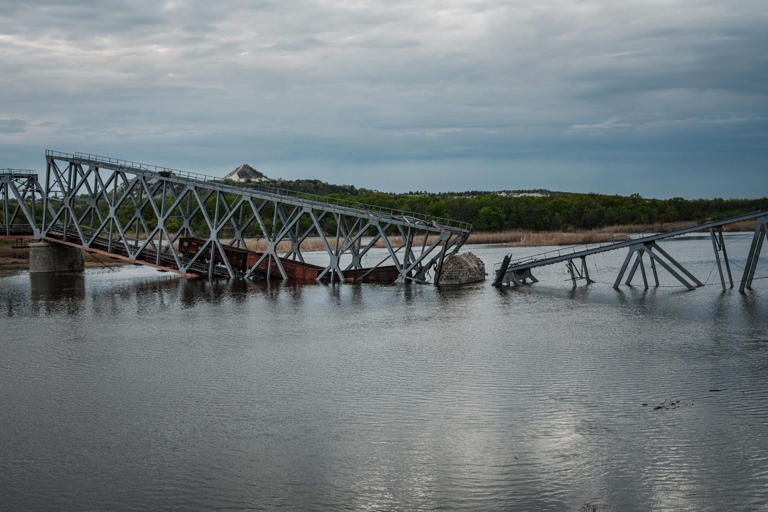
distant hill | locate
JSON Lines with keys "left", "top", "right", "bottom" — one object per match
{"left": 223, "top": 165, "right": 373, "bottom": 196}
{"left": 222, "top": 164, "right": 567, "bottom": 199}
{"left": 224, "top": 164, "right": 269, "bottom": 183}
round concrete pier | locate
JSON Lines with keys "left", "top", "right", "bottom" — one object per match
{"left": 29, "top": 241, "right": 84, "bottom": 273}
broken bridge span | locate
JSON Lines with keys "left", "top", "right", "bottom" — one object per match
{"left": 493, "top": 211, "right": 768, "bottom": 293}
{"left": 2, "top": 151, "right": 472, "bottom": 283}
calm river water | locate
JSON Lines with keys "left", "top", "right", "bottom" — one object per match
{"left": 1, "top": 236, "right": 767, "bottom": 511}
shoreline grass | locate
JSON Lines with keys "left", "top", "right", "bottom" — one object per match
{"left": 466, "top": 219, "right": 758, "bottom": 247}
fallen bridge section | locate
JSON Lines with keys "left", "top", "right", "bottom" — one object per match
{"left": 40, "top": 151, "right": 471, "bottom": 283}
{"left": 493, "top": 211, "right": 768, "bottom": 293}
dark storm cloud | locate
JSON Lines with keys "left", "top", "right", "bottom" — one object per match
{"left": 1, "top": 0, "right": 766, "bottom": 197}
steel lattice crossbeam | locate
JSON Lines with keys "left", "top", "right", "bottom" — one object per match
{"left": 1, "top": 169, "right": 44, "bottom": 238}
{"left": 41, "top": 150, "right": 471, "bottom": 283}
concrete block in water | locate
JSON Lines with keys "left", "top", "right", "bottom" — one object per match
{"left": 437, "top": 252, "right": 486, "bottom": 285}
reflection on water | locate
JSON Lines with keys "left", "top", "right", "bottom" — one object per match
{"left": 1, "top": 241, "right": 767, "bottom": 511}
{"left": 29, "top": 273, "right": 86, "bottom": 301}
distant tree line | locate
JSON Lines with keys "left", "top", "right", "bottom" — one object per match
{"left": 349, "top": 192, "right": 768, "bottom": 232}
{"left": 229, "top": 178, "right": 768, "bottom": 232}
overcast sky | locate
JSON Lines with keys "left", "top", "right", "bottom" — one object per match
{"left": 1, "top": 1, "right": 766, "bottom": 198}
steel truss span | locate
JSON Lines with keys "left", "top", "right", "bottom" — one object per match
{"left": 40, "top": 150, "right": 471, "bottom": 283}
{"left": 493, "top": 211, "right": 768, "bottom": 293}
{"left": 1, "top": 169, "right": 44, "bottom": 238}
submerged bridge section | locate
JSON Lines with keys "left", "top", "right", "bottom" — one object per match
{"left": 26, "top": 150, "right": 470, "bottom": 283}
{"left": 494, "top": 211, "right": 768, "bottom": 293}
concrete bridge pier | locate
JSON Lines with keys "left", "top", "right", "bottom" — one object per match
{"left": 29, "top": 241, "right": 84, "bottom": 273}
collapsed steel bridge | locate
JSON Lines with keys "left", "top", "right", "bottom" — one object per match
{"left": 20, "top": 150, "right": 470, "bottom": 283}
{"left": 493, "top": 211, "right": 768, "bottom": 293}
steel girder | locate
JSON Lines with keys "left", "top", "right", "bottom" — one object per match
{"left": 41, "top": 151, "right": 471, "bottom": 282}
{"left": 1, "top": 169, "right": 43, "bottom": 238}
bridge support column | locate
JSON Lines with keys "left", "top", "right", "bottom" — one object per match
{"left": 566, "top": 256, "right": 594, "bottom": 288}
{"left": 740, "top": 216, "right": 768, "bottom": 292}
{"left": 711, "top": 227, "right": 734, "bottom": 291}
{"left": 29, "top": 241, "right": 84, "bottom": 273}
{"left": 492, "top": 254, "right": 512, "bottom": 287}
{"left": 614, "top": 241, "right": 701, "bottom": 291}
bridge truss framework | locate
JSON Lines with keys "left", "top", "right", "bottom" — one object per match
{"left": 494, "top": 211, "right": 768, "bottom": 293}
{"left": 1, "top": 169, "right": 44, "bottom": 238}
{"left": 38, "top": 151, "right": 471, "bottom": 283}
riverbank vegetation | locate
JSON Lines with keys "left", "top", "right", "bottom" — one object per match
{"left": 241, "top": 179, "right": 767, "bottom": 232}
{"left": 344, "top": 191, "right": 768, "bottom": 233}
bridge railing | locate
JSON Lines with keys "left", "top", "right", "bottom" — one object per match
{"left": 1, "top": 169, "right": 38, "bottom": 176}
{"left": 507, "top": 239, "right": 628, "bottom": 267}
{"left": 47, "top": 150, "right": 472, "bottom": 232}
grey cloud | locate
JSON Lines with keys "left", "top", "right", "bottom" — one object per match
{"left": 0, "top": 1, "right": 164, "bottom": 36}
{"left": 1, "top": 0, "right": 766, "bottom": 198}
{"left": 269, "top": 37, "right": 330, "bottom": 53}
{"left": 0, "top": 119, "right": 26, "bottom": 133}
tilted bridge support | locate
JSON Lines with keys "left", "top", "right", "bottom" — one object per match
{"left": 614, "top": 240, "right": 704, "bottom": 291}
{"left": 741, "top": 216, "right": 768, "bottom": 292}
{"left": 37, "top": 151, "right": 471, "bottom": 283}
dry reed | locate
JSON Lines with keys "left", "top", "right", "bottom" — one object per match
{"left": 475, "top": 219, "right": 759, "bottom": 247}
{"left": 723, "top": 220, "right": 758, "bottom": 232}
{"left": 466, "top": 230, "right": 630, "bottom": 246}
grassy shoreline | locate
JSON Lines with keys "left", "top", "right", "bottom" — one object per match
{"left": 465, "top": 219, "right": 757, "bottom": 247}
